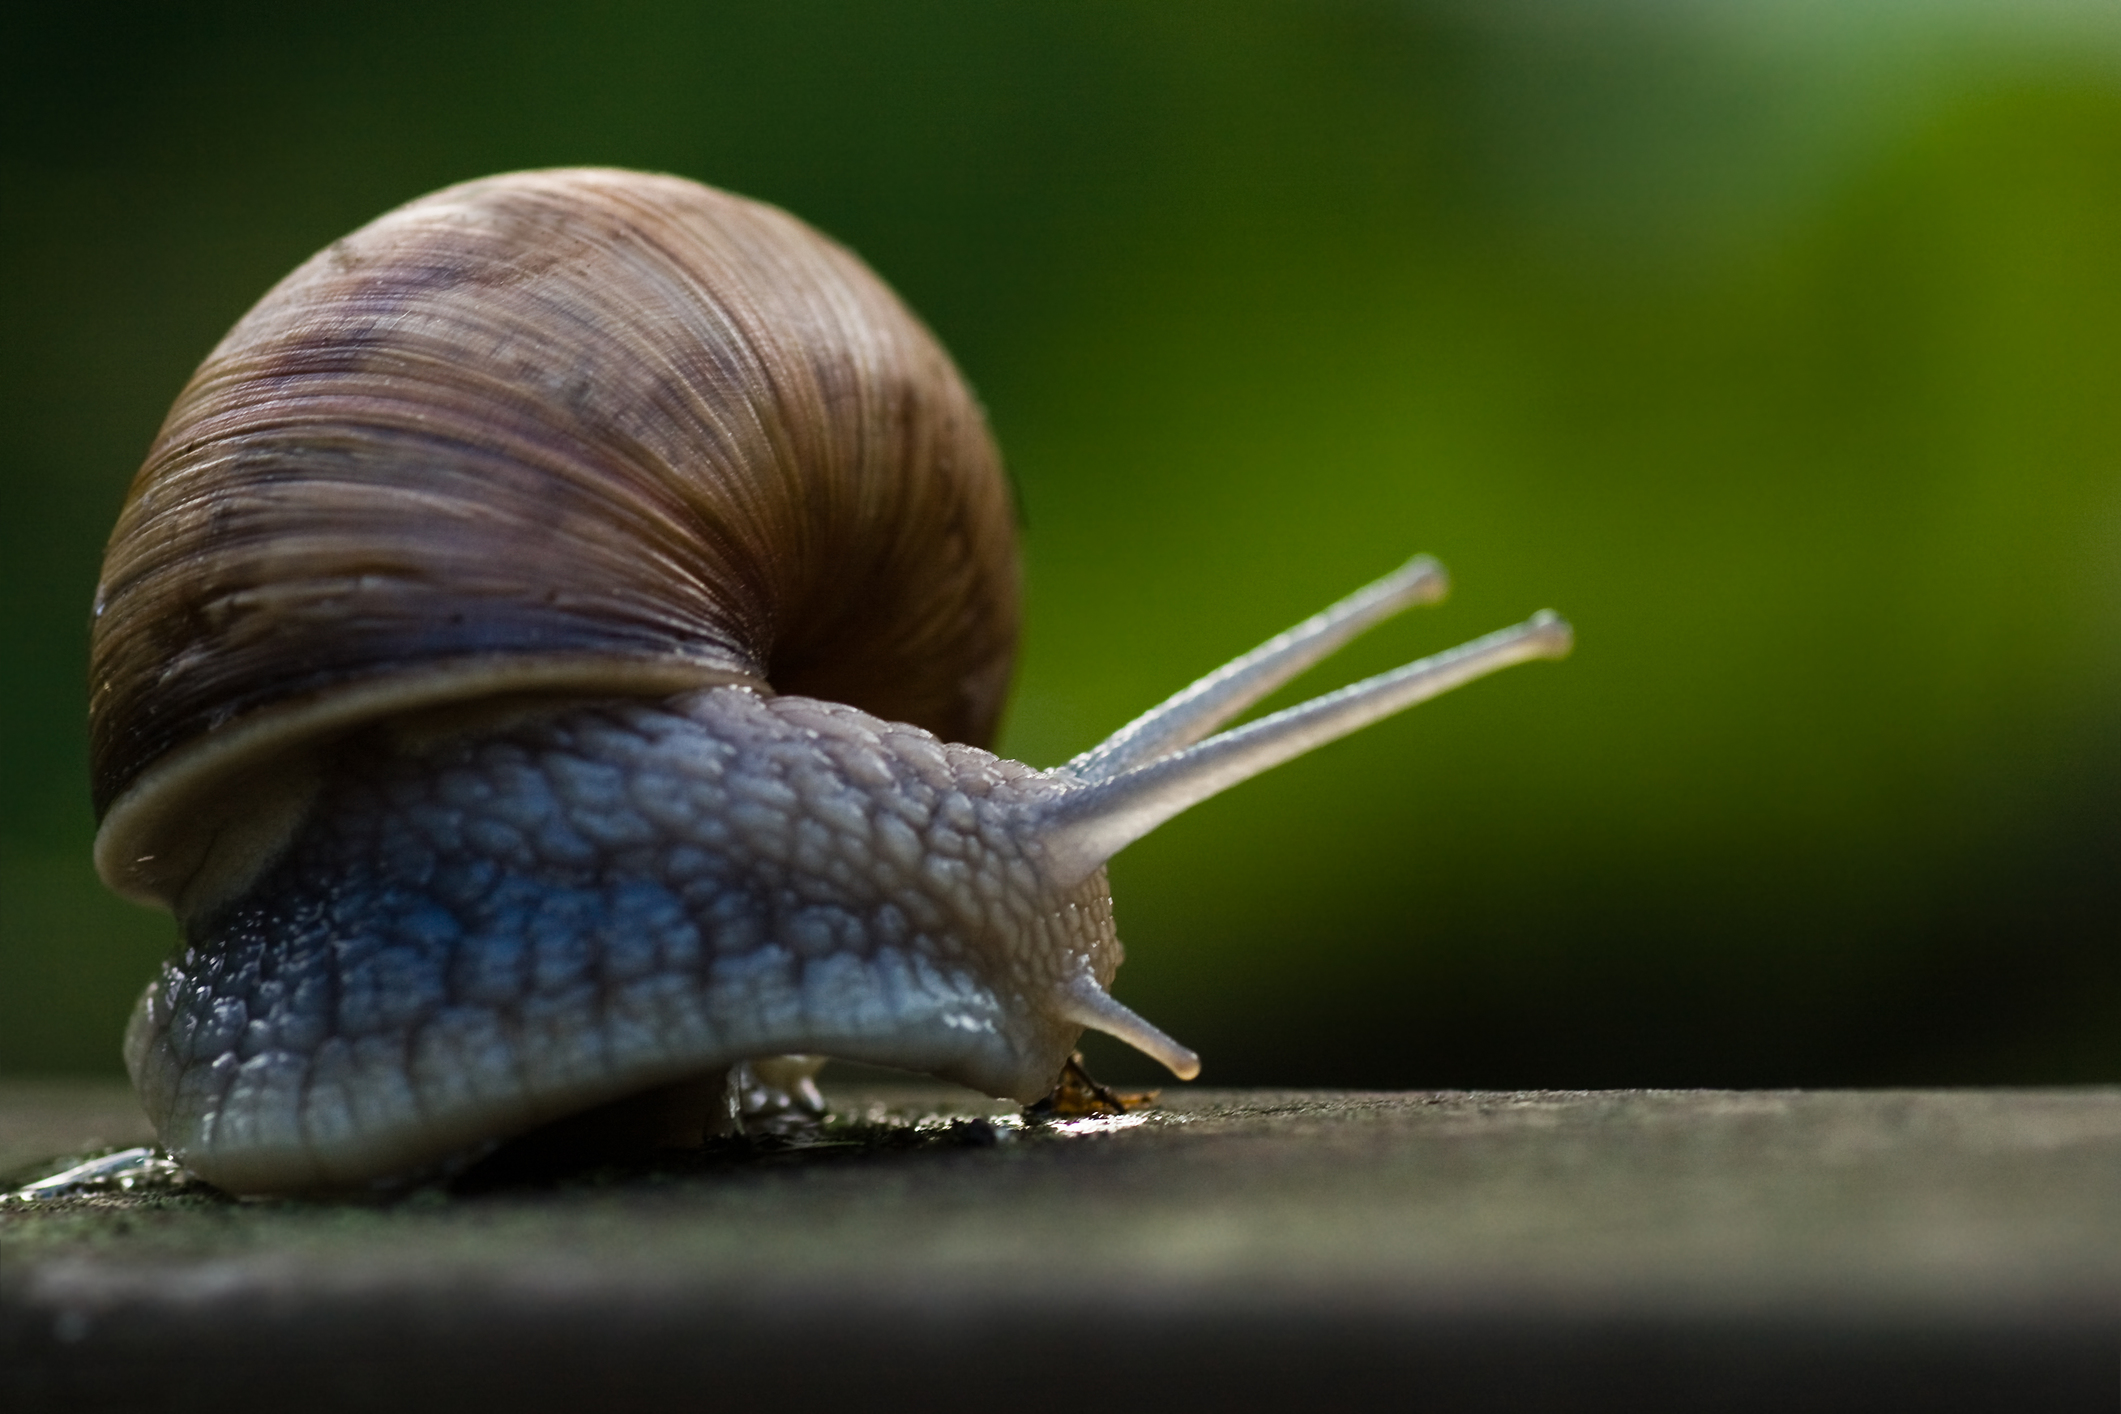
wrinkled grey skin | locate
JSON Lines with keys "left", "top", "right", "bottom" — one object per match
{"left": 126, "top": 687, "right": 1116, "bottom": 1193}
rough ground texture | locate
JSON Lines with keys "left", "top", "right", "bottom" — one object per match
{"left": 3, "top": 1080, "right": 2118, "bottom": 1412}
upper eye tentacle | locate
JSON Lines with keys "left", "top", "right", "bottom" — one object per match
{"left": 1038, "top": 610, "right": 1573, "bottom": 890}
{"left": 1066, "top": 555, "right": 1450, "bottom": 783}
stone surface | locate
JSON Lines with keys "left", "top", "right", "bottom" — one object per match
{"left": 0, "top": 1081, "right": 154, "bottom": 1177}
{"left": 4, "top": 1080, "right": 2119, "bottom": 1411}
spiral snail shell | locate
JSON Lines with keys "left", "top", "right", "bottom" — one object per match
{"left": 90, "top": 168, "right": 1571, "bottom": 1194}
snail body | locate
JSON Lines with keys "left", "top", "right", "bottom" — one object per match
{"left": 92, "top": 169, "right": 1571, "bottom": 1194}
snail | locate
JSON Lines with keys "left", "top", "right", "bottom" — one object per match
{"left": 89, "top": 168, "right": 1572, "bottom": 1195}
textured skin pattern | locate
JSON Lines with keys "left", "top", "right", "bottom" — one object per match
{"left": 126, "top": 687, "right": 1116, "bottom": 1193}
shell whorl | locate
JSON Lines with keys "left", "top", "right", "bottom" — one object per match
{"left": 91, "top": 169, "right": 1018, "bottom": 908}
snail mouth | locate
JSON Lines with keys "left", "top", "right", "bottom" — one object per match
{"left": 1031, "top": 557, "right": 1572, "bottom": 891}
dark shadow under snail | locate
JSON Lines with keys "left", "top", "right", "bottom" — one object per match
{"left": 88, "top": 169, "right": 1572, "bottom": 1195}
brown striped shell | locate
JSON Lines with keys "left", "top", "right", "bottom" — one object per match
{"left": 90, "top": 168, "right": 1019, "bottom": 909}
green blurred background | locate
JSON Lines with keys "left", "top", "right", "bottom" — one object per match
{"left": 7, "top": 0, "right": 2121, "bottom": 1089}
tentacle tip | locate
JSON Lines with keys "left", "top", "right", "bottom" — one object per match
{"left": 1526, "top": 609, "right": 1574, "bottom": 659}
{"left": 1400, "top": 554, "right": 1451, "bottom": 604}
